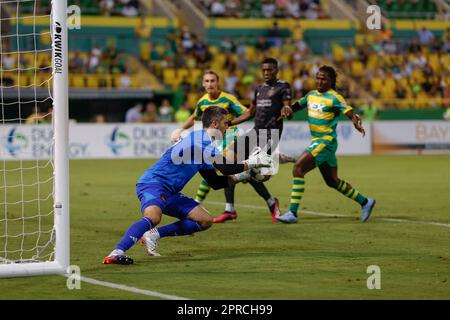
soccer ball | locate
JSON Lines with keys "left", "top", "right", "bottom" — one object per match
{"left": 250, "top": 167, "right": 272, "bottom": 182}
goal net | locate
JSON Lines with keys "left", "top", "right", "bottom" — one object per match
{"left": 0, "top": 0, "right": 69, "bottom": 277}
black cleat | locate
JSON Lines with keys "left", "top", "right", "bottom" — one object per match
{"left": 103, "top": 254, "right": 134, "bottom": 265}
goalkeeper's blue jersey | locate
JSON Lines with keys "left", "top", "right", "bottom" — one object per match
{"left": 137, "top": 130, "right": 220, "bottom": 194}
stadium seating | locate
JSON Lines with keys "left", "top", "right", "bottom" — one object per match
{"left": 13, "top": 0, "right": 448, "bottom": 111}
{"left": 375, "top": 0, "right": 438, "bottom": 19}
{"left": 197, "top": 0, "right": 328, "bottom": 19}
{"left": 19, "top": 0, "right": 140, "bottom": 16}
{"left": 330, "top": 25, "right": 449, "bottom": 109}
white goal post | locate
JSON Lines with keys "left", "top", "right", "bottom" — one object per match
{"left": 0, "top": 0, "right": 69, "bottom": 277}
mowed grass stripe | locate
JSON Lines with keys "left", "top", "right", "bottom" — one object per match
{"left": 0, "top": 155, "right": 449, "bottom": 299}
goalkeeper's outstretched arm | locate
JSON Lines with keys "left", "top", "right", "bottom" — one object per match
{"left": 212, "top": 149, "right": 272, "bottom": 175}
{"left": 199, "top": 167, "right": 254, "bottom": 190}
{"left": 199, "top": 169, "right": 237, "bottom": 190}
{"left": 213, "top": 159, "right": 247, "bottom": 175}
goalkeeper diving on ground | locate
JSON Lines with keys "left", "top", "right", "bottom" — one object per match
{"left": 103, "top": 107, "right": 272, "bottom": 264}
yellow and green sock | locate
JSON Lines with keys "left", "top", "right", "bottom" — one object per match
{"left": 336, "top": 180, "right": 367, "bottom": 206}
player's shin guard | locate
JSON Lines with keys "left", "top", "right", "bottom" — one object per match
{"left": 195, "top": 180, "right": 211, "bottom": 203}
{"left": 289, "top": 178, "right": 305, "bottom": 216}
{"left": 116, "top": 217, "right": 153, "bottom": 252}
{"left": 336, "top": 180, "right": 368, "bottom": 206}
{"left": 158, "top": 220, "right": 205, "bottom": 237}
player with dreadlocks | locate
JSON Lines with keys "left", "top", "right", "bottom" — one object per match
{"left": 276, "top": 65, "right": 376, "bottom": 224}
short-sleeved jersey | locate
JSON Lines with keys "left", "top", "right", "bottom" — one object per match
{"left": 195, "top": 91, "right": 247, "bottom": 125}
{"left": 253, "top": 80, "right": 292, "bottom": 133}
{"left": 137, "top": 130, "right": 220, "bottom": 194}
{"left": 298, "top": 89, "right": 353, "bottom": 143}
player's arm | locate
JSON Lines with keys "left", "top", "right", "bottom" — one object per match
{"left": 279, "top": 99, "right": 294, "bottom": 120}
{"left": 344, "top": 109, "right": 365, "bottom": 137}
{"left": 213, "top": 160, "right": 247, "bottom": 175}
{"left": 181, "top": 113, "right": 197, "bottom": 130}
{"left": 198, "top": 169, "right": 238, "bottom": 190}
{"left": 200, "top": 158, "right": 268, "bottom": 189}
{"left": 291, "top": 95, "right": 308, "bottom": 112}
{"left": 279, "top": 95, "right": 307, "bottom": 120}
{"left": 212, "top": 148, "right": 272, "bottom": 175}
{"left": 335, "top": 93, "right": 365, "bottom": 137}
{"left": 229, "top": 102, "right": 256, "bottom": 126}
{"left": 200, "top": 149, "right": 273, "bottom": 189}
{"left": 278, "top": 83, "right": 294, "bottom": 120}
{"left": 228, "top": 96, "right": 249, "bottom": 125}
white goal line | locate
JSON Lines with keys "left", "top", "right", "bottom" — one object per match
{"left": 62, "top": 274, "right": 191, "bottom": 300}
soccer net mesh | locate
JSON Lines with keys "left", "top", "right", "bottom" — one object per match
{"left": 0, "top": 0, "right": 55, "bottom": 265}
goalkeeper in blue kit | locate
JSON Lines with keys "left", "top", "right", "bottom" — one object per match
{"left": 103, "top": 107, "right": 272, "bottom": 264}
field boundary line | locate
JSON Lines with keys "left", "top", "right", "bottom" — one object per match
{"left": 63, "top": 275, "right": 190, "bottom": 300}
{"left": 205, "top": 201, "right": 450, "bottom": 228}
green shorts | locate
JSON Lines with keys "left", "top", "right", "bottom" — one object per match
{"left": 305, "top": 140, "right": 338, "bottom": 168}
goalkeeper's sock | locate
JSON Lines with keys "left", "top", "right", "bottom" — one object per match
{"left": 158, "top": 220, "right": 205, "bottom": 237}
{"left": 336, "top": 180, "right": 368, "bottom": 206}
{"left": 225, "top": 203, "right": 235, "bottom": 213}
{"left": 116, "top": 217, "right": 153, "bottom": 252}
{"left": 195, "top": 180, "right": 211, "bottom": 203}
{"left": 289, "top": 177, "right": 305, "bottom": 216}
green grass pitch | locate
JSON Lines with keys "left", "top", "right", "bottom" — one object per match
{"left": 1, "top": 155, "right": 449, "bottom": 299}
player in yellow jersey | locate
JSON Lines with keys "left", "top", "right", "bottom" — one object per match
{"left": 276, "top": 65, "right": 376, "bottom": 223}
{"left": 170, "top": 70, "right": 248, "bottom": 222}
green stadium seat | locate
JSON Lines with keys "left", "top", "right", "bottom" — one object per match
{"left": 377, "top": 0, "right": 437, "bottom": 19}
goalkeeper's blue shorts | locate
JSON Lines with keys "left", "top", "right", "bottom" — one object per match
{"left": 136, "top": 183, "right": 199, "bottom": 219}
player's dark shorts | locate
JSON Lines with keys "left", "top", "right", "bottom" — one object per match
{"left": 136, "top": 183, "right": 199, "bottom": 219}
{"left": 232, "top": 129, "right": 280, "bottom": 161}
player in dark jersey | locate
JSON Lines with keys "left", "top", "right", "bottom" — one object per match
{"left": 215, "top": 57, "right": 295, "bottom": 224}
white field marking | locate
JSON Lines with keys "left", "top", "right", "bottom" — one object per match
{"left": 204, "top": 201, "right": 450, "bottom": 228}
{"left": 63, "top": 274, "right": 190, "bottom": 300}
{"left": 379, "top": 218, "right": 450, "bottom": 228}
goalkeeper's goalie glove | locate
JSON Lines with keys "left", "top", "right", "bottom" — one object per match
{"left": 233, "top": 170, "right": 252, "bottom": 183}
